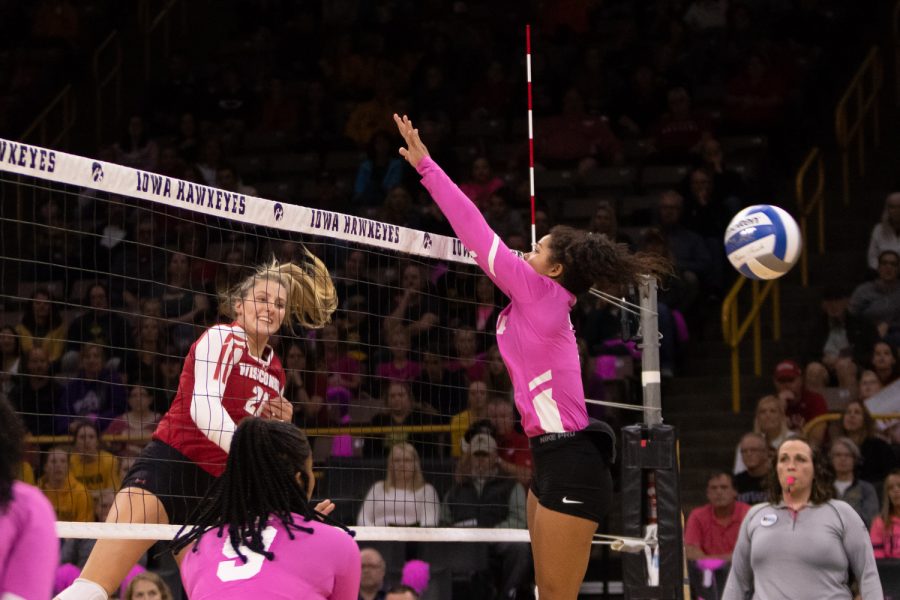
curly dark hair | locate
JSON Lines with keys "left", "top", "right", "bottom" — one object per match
{"left": 766, "top": 436, "right": 834, "bottom": 505}
{"left": 547, "top": 225, "right": 672, "bottom": 295}
{"left": 171, "top": 418, "right": 350, "bottom": 561}
{"left": 0, "top": 397, "right": 26, "bottom": 511}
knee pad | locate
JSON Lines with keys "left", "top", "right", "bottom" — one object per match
{"left": 54, "top": 578, "right": 109, "bottom": 600}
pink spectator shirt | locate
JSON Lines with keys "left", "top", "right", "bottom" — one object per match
{"left": 684, "top": 502, "right": 751, "bottom": 557}
{"left": 417, "top": 157, "right": 589, "bottom": 436}
{"left": 0, "top": 481, "right": 59, "bottom": 599}
{"left": 180, "top": 515, "right": 360, "bottom": 600}
{"left": 871, "top": 515, "right": 900, "bottom": 559}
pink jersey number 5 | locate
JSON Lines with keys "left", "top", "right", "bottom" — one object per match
{"left": 216, "top": 526, "right": 278, "bottom": 582}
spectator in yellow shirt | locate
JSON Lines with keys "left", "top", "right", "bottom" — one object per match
{"left": 449, "top": 381, "right": 489, "bottom": 457}
{"left": 68, "top": 420, "right": 120, "bottom": 491}
{"left": 39, "top": 446, "right": 94, "bottom": 522}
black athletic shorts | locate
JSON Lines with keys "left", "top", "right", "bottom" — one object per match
{"left": 120, "top": 440, "right": 218, "bottom": 525}
{"left": 529, "top": 420, "right": 615, "bottom": 523}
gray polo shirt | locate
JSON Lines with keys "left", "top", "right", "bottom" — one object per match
{"left": 721, "top": 499, "right": 883, "bottom": 600}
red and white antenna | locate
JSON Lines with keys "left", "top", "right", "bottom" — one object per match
{"left": 526, "top": 24, "right": 536, "bottom": 248}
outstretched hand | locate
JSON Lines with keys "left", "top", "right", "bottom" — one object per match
{"left": 393, "top": 113, "right": 430, "bottom": 168}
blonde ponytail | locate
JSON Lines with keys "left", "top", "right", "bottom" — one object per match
{"left": 221, "top": 248, "right": 337, "bottom": 329}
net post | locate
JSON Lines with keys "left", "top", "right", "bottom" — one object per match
{"left": 638, "top": 275, "right": 661, "bottom": 426}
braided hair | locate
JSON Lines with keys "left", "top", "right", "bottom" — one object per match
{"left": 0, "top": 397, "right": 26, "bottom": 511}
{"left": 547, "top": 225, "right": 672, "bottom": 295}
{"left": 171, "top": 418, "right": 350, "bottom": 562}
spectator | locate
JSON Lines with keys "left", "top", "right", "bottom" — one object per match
{"left": 651, "top": 87, "right": 713, "bottom": 162}
{"left": 867, "top": 192, "right": 900, "bottom": 271}
{"left": 441, "top": 433, "right": 532, "bottom": 598}
{"left": 359, "top": 547, "right": 387, "bottom": 600}
{"left": 698, "top": 138, "right": 745, "bottom": 208}
{"left": 59, "top": 488, "right": 117, "bottom": 568}
{"left": 194, "top": 138, "right": 224, "bottom": 186}
{"left": 871, "top": 469, "right": 900, "bottom": 559}
{"left": 657, "top": 190, "right": 712, "bottom": 313}
{"left": 38, "top": 447, "right": 94, "bottom": 522}
{"left": 450, "top": 381, "right": 490, "bottom": 458}
{"left": 8, "top": 346, "right": 60, "bottom": 436}
{"left": 68, "top": 420, "right": 121, "bottom": 492}
{"left": 870, "top": 340, "right": 899, "bottom": 387}
{"left": 216, "top": 163, "right": 258, "bottom": 197}
{"left": 113, "top": 115, "right": 159, "bottom": 172}
{"left": 859, "top": 369, "right": 883, "bottom": 401}
{"left": 589, "top": 200, "right": 634, "bottom": 248}
{"left": 353, "top": 131, "right": 406, "bottom": 208}
{"left": 65, "top": 282, "right": 133, "bottom": 371}
{"left": 613, "top": 64, "right": 666, "bottom": 139}
{"left": 723, "top": 53, "right": 788, "bottom": 133}
{"left": 848, "top": 250, "right": 900, "bottom": 341}
{"left": 486, "top": 397, "right": 533, "bottom": 487}
{"left": 57, "top": 343, "right": 128, "bottom": 434}
{"left": 151, "top": 251, "right": 212, "bottom": 354}
{"left": 0, "top": 325, "right": 20, "bottom": 401}
{"left": 281, "top": 341, "right": 333, "bottom": 430}
{"left": 0, "top": 396, "right": 59, "bottom": 600}
{"left": 379, "top": 187, "right": 420, "bottom": 230}
{"left": 535, "top": 87, "right": 624, "bottom": 169}
{"left": 829, "top": 437, "right": 879, "bottom": 527}
{"left": 733, "top": 433, "right": 770, "bottom": 505}
{"left": 446, "top": 327, "right": 487, "bottom": 385}
{"left": 365, "top": 381, "right": 438, "bottom": 460}
{"left": 804, "top": 284, "right": 876, "bottom": 391}
{"left": 459, "top": 157, "right": 505, "bottom": 210}
{"left": 483, "top": 187, "right": 525, "bottom": 242}
{"left": 357, "top": 442, "right": 440, "bottom": 527}
{"left": 123, "top": 572, "right": 173, "bottom": 600}
{"left": 829, "top": 400, "right": 895, "bottom": 485}
{"left": 125, "top": 316, "right": 167, "bottom": 407}
{"left": 412, "top": 349, "right": 465, "bottom": 419}
{"left": 105, "top": 385, "right": 161, "bottom": 455}
{"left": 733, "top": 395, "right": 792, "bottom": 474}
{"left": 375, "top": 326, "right": 421, "bottom": 384}
{"left": 483, "top": 345, "right": 513, "bottom": 401}
{"left": 344, "top": 77, "right": 398, "bottom": 147}
{"left": 384, "top": 263, "right": 440, "bottom": 352}
{"left": 257, "top": 77, "right": 298, "bottom": 133}
{"left": 16, "top": 287, "right": 68, "bottom": 366}
{"left": 772, "top": 360, "right": 828, "bottom": 445}
{"left": 319, "top": 322, "right": 364, "bottom": 396}
{"left": 684, "top": 472, "right": 751, "bottom": 561}
{"left": 385, "top": 584, "right": 418, "bottom": 600}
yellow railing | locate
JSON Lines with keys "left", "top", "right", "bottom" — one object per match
{"left": 835, "top": 46, "right": 883, "bottom": 204}
{"left": 92, "top": 30, "right": 123, "bottom": 147}
{"left": 794, "top": 147, "right": 825, "bottom": 287}
{"left": 19, "top": 85, "right": 77, "bottom": 148}
{"left": 138, "top": 0, "right": 186, "bottom": 81}
{"left": 721, "top": 278, "right": 781, "bottom": 414}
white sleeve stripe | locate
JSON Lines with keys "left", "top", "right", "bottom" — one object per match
{"left": 487, "top": 233, "right": 500, "bottom": 277}
{"left": 528, "top": 369, "right": 553, "bottom": 391}
{"left": 532, "top": 388, "right": 565, "bottom": 433}
{"left": 190, "top": 326, "right": 241, "bottom": 453}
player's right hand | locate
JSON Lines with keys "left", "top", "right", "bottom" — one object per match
{"left": 394, "top": 113, "right": 430, "bottom": 168}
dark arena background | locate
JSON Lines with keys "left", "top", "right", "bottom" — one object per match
{"left": 1, "top": 1, "right": 900, "bottom": 599}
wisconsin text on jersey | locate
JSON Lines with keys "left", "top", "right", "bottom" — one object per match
{"left": 238, "top": 363, "right": 281, "bottom": 392}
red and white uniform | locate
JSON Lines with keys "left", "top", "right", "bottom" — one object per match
{"left": 153, "top": 323, "right": 285, "bottom": 476}
{"left": 180, "top": 516, "right": 361, "bottom": 600}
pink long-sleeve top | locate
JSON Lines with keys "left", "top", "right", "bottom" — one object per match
{"left": 417, "top": 157, "right": 588, "bottom": 437}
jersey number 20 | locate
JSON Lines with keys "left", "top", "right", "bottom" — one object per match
{"left": 216, "top": 526, "right": 277, "bottom": 582}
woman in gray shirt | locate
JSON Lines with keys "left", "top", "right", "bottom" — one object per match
{"left": 723, "top": 437, "right": 883, "bottom": 600}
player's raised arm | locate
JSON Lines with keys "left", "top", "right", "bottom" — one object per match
{"left": 394, "top": 113, "right": 545, "bottom": 302}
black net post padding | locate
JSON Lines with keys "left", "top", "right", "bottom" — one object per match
{"left": 621, "top": 424, "right": 684, "bottom": 600}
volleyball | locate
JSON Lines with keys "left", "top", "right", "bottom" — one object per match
{"left": 724, "top": 204, "right": 802, "bottom": 280}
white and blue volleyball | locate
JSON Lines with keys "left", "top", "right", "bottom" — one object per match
{"left": 724, "top": 204, "right": 802, "bottom": 280}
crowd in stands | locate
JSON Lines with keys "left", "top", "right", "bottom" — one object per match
{"left": 2, "top": 0, "right": 898, "bottom": 597}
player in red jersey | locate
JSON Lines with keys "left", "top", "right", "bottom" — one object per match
{"left": 56, "top": 252, "right": 337, "bottom": 600}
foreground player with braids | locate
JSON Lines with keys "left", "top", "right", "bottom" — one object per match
{"left": 57, "top": 253, "right": 338, "bottom": 600}
{"left": 172, "top": 418, "right": 360, "bottom": 599}
{"left": 395, "top": 114, "right": 669, "bottom": 599}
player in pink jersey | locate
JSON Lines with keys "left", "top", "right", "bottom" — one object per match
{"left": 172, "top": 417, "right": 360, "bottom": 599}
{"left": 395, "top": 114, "right": 669, "bottom": 599}
{"left": 0, "top": 396, "right": 59, "bottom": 599}
{"left": 56, "top": 253, "right": 338, "bottom": 600}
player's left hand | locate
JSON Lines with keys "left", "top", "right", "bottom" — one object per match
{"left": 265, "top": 396, "right": 294, "bottom": 422}
{"left": 314, "top": 499, "right": 336, "bottom": 516}
{"left": 393, "top": 113, "right": 430, "bottom": 168}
